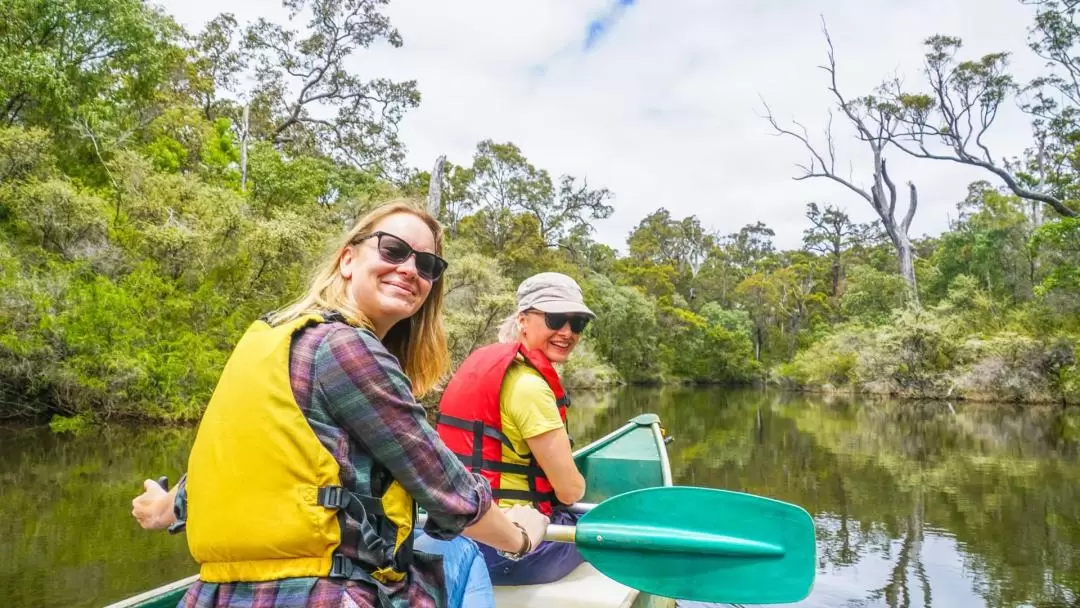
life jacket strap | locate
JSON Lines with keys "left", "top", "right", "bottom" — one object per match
{"left": 319, "top": 485, "right": 413, "bottom": 577}
{"left": 329, "top": 552, "right": 381, "bottom": 581}
{"left": 452, "top": 453, "right": 545, "bottom": 477}
{"left": 317, "top": 485, "right": 384, "bottom": 519}
{"left": 437, "top": 414, "right": 532, "bottom": 459}
{"left": 439, "top": 414, "right": 561, "bottom": 511}
{"left": 437, "top": 414, "right": 510, "bottom": 451}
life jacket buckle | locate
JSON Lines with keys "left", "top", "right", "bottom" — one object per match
{"left": 329, "top": 552, "right": 356, "bottom": 578}
{"left": 318, "top": 486, "right": 346, "bottom": 509}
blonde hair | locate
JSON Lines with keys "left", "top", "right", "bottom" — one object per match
{"left": 266, "top": 199, "right": 450, "bottom": 397}
{"left": 497, "top": 312, "right": 522, "bottom": 344}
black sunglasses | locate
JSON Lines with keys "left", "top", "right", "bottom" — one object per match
{"left": 351, "top": 231, "right": 448, "bottom": 282}
{"left": 528, "top": 310, "right": 591, "bottom": 334}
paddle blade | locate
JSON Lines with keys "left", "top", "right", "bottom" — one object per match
{"left": 575, "top": 486, "right": 816, "bottom": 604}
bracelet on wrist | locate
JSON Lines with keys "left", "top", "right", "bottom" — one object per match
{"left": 497, "top": 522, "right": 531, "bottom": 561}
{"left": 516, "top": 522, "right": 532, "bottom": 554}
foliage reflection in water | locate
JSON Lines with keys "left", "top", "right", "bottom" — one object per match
{"left": 2, "top": 388, "right": 1079, "bottom": 607}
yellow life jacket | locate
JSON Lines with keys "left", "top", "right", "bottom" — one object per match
{"left": 186, "top": 313, "right": 416, "bottom": 584}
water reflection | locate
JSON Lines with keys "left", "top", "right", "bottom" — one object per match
{"left": 0, "top": 424, "right": 195, "bottom": 607}
{"left": 580, "top": 388, "right": 1080, "bottom": 608}
{"left": 1, "top": 389, "right": 1078, "bottom": 607}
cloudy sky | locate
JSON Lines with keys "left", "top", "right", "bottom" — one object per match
{"left": 158, "top": 0, "right": 1045, "bottom": 252}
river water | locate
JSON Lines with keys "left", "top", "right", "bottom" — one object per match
{"left": 2, "top": 387, "right": 1078, "bottom": 607}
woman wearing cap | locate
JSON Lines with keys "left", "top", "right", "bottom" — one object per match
{"left": 436, "top": 272, "right": 594, "bottom": 585}
{"left": 130, "top": 200, "right": 549, "bottom": 608}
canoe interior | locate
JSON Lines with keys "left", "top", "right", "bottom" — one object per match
{"left": 572, "top": 413, "right": 669, "bottom": 505}
{"left": 490, "top": 414, "right": 672, "bottom": 608}
{"left": 107, "top": 414, "right": 671, "bottom": 608}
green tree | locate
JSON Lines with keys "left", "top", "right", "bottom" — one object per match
{"left": 660, "top": 308, "right": 757, "bottom": 383}
{"left": 462, "top": 140, "right": 613, "bottom": 249}
{"left": 242, "top": 0, "right": 420, "bottom": 172}
{"left": 441, "top": 241, "right": 515, "bottom": 366}
{"left": 190, "top": 13, "right": 246, "bottom": 121}
{"left": 582, "top": 276, "right": 663, "bottom": 382}
{"left": 1031, "top": 216, "right": 1080, "bottom": 301}
{"left": 622, "top": 209, "right": 718, "bottom": 302}
{"left": 926, "top": 182, "right": 1038, "bottom": 304}
{"left": 6, "top": 180, "right": 109, "bottom": 259}
{"left": 803, "top": 203, "right": 882, "bottom": 298}
{"left": 840, "top": 265, "right": 907, "bottom": 324}
{"left": 559, "top": 224, "right": 617, "bottom": 275}
{"left": 0, "top": 0, "right": 183, "bottom": 128}
{"left": 735, "top": 258, "right": 826, "bottom": 362}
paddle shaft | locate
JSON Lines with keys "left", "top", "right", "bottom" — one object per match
{"left": 416, "top": 509, "right": 589, "bottom": 544}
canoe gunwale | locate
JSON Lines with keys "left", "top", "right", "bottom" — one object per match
{"left": 649, "top": 422, "right": 673, "bottom": 487}
{"left": 105, "top": 574, "right": 200, "bottom": 608}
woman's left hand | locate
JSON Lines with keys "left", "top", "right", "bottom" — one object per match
{"left": 131, "top": 479, "right": 176, "bottom": 530}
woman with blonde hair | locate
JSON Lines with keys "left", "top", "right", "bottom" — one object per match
{"left": 436, "top": 272, "right": 594, "bottom": 585}
{"left": 132, "top": 200, "right": 548, "bottom": 608}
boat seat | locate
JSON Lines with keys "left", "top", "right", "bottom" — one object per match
{"left": 493, "top": 562, "right": 637, "bottom": 608}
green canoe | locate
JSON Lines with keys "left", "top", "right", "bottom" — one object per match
{"left": 107, "top": 413, "right": 679, "bottom": 608}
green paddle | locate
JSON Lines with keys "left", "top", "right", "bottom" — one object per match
{"left": 424, "top": 485, "right": 817, "bottom": 605}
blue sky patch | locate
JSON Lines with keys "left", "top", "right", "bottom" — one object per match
{"left": 583, "top": 0, "right": 638, "bottom": 51}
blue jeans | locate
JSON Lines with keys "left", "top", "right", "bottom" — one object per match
{"left": 413, "top": 532, "right": 495, "bottom": 608}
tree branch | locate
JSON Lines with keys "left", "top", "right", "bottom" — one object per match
{"left": 881, "top": 158, "right": 898, "bottom": 221}
{"left": 902, "top": 182, "right": 918, "bottom": 233}
{"left": 763, "top": 103, "right": 875, "bottom": 205}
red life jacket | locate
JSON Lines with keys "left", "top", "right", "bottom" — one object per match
{"left": 436, "top": 342, "right": 570, "bottom": 516}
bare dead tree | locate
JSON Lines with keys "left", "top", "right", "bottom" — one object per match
{"left": 861, "top": 31, "right": 1078, "bottom": 218}
{"left": 427, "top": 154, "right": 446, "bottom": 217}
{"left": 763, "top": 20, "right": 920, "bottom": 306}
{"left": 239, "top": 103, "right": 251, "bottom": 192}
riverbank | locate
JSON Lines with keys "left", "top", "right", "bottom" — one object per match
{"left": 36, "top": 365, "right": 1080, "bottom": 436}
{"left": 17, "top": 302, "right": 1080, "bottom": 434}
{"left": 773, "top": 307, "right": 1080, "bottom": 406}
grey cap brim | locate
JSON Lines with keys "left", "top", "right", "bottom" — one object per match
{"left": 528, "top": 300, "right": 596, "bottom": 318}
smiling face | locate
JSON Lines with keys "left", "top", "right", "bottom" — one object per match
{"left": 338, "top": 212, "right": 437, "bottom": 337}
{"left": 518, "top": 310, "right": 582, "bottom": 363}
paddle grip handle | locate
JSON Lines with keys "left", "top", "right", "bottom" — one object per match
{"left": 544, "top": 524, "right": 576, "bottom": 544}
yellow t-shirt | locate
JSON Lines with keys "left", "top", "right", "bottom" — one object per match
{"left": 496, "top": 357, "right": 566, "bottom": 508}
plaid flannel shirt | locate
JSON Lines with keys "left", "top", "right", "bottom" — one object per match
{"left": 172, "top": 321, "right": 493, "bottom": 608}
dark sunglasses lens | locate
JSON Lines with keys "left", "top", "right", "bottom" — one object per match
{"left": 543, "top": 313, "right": 567, "bottom": 331}
{"left": 542, "top": 313, "right": 590, "bottom": 333}
{"left": 378, "top": 235, "right": 412, "bottom": 263}
{"left": 376, "top": 234, "right": 446, "bottom": 281}
{"left": 414, "top": 253, "right": 447, "bottom": 281}
{"left": 569, "top": 317, "right": 590, "bottom": 333}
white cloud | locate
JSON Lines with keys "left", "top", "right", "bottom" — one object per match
{"left": 160, "top": 0, "right": 1045, "bottom": 252}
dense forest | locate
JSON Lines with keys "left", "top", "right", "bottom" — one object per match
{"left": 1, "top": 0, "right": 1078, "bottom": 427}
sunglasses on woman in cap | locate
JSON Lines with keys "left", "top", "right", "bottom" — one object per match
{"left": 526, "top": 310, "right": 591, "bottom": 334}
